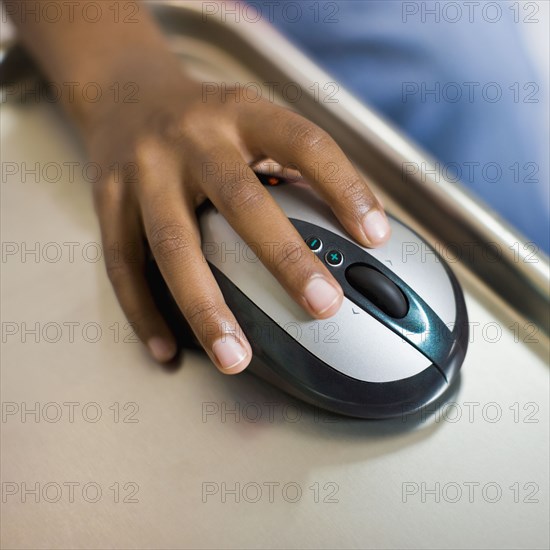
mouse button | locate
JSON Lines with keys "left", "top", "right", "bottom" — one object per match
{"left": 305, "top": 235, "right": 323, "bottom": 252}
{"left": 293, "top": 298, "right": 431, "bottom": 383}
{"left": 325, "top": 249, "right": 344, "bottom": 267}
{"left": 372, "top": 220, "right": 457, "bottom": 326}
{"left": 345, "top": 264, "right": 409, "bottom": 319}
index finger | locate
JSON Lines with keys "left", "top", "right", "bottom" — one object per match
{"left": 239, "top": 103, "right": 391, "bottom": 248}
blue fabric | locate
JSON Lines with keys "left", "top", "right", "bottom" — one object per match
{"left": 249, "top": 0, "right": 549, "bottom": 253}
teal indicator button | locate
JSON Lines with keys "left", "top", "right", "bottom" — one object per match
{"left": 325, "top": 249, "right": 344, "bottom": 267}
{"left": 306, "top": 236, "right": 323, "bottom": 252}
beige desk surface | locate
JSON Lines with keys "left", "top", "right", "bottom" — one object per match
{"left": 1, "top": 94, "right": 549, "bottom": 549}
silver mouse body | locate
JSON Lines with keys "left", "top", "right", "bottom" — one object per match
{"left": 200, "top": 179, "right": 468, "bottom": 418}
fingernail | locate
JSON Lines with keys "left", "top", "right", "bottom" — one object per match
{"left": 148, "top": 337, "right": 176, "bottom": 362}
{"left": 362, "top": 210, "right": 391, "bottom": 246}
{"left": 212, "top": 334, "right": 248, "bottom": 371}
{"left": 304, "top": 276, "right": 341, "bottom": 316}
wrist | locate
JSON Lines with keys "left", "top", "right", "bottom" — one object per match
{"left": 71, "top": 47, "right": 196, "bottom": 137}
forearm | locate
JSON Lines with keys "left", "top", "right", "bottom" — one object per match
{"left": 5, "top": 0, "right": 184, "bottom": 131}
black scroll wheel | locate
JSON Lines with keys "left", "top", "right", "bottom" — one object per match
{"left": 345, "top": 264, "right": 409, "bottom": 319}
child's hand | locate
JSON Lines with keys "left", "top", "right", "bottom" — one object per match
{"left": 86, "top": 71, "right": 391, "bottom": 371}
{"left": 9, "top": 1, "right": 389, "bottom": 371}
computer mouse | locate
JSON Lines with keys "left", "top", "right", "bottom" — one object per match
{"left": 199, "top": 175, "right": 469, "bottom": 419}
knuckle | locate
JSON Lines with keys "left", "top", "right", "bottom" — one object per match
{"left": 148, "top": 221, "right": 193, "bottom": 263}
{"left": 134, "top": 135, "right": 165, "bottom": 173}
{"left": 285, "top": 120, "right": 330, "bottom": 154}
{"left": 272, "top": 240, "right": 305, "bottom": 271}
{"left": 141, "top": 108, "right": 185, "bottom": 147}
{"left": 94, "top": 178, "right": 121, "bottom": 212}
{"left": 105, "top": 258, "right": 132, "bottom": 286}
{"left": 340, "top": 176, "right": 369, "bottom": 204}
{"left": 184, "top": 296, "right": 221, "bottom": 327}
{"left": 219, "top": 178, "right": 267, "bottom": 213}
